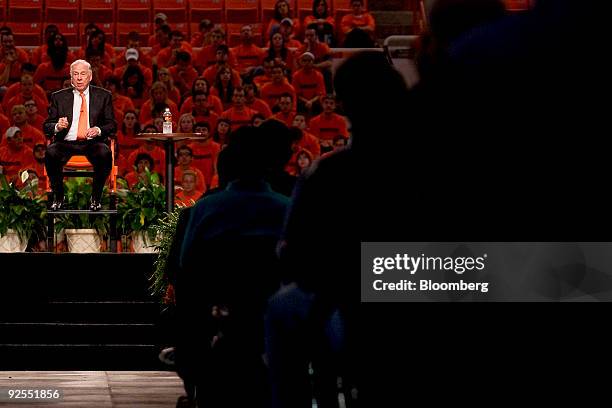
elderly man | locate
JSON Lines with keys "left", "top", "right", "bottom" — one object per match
{"left": 43, "top": 59, "right": 117, "bottom": 211}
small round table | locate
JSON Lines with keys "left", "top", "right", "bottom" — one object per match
{"left": 135, "top": 132, "right": 209, "bottom": 212}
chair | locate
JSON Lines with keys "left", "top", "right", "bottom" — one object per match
{"left": 45, "top": 0, "right": 80, "bottom": 23}
{"left": 260, "top": 0, "right": 277, "bottom": 23}
{"left": 226, "top": 22, "right": 262, "bottom": 47}
{"left": 153, "top": 0, "right": 188, "bottom": 23}
{"left": 7, "top": 22, "right": 42, "bottom": 46}
{"left": 225, "top": 0, "right": 259, "bottom": 24}
{"left": 44, "top": 139, "right": 120, "bottom": 253}
{"left": 116, "top": 22, "right": 151, "bottom": 46}
{"left": 0, "top": 0, "right": 6, "bottom": 22}
{"left": 295, "top": 0, "right": 312, "bottom": 22}
{"left": 50, "top": 23, "right": 80, "bottom": 46}
{"left": 116, "top": 0, "right": 152, "bottom": 24}
{"left": 81, "top": 0, "right": 115, "bottom": 24}
{"left": 189, "top": 0, "right": 225, "bottom": 28}
{"left": 7, "top": 0, "right": 43, "bottom": 23}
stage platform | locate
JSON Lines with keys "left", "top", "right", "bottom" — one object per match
{"left": 0, "top": 253, "right": 172, "bottom": 371}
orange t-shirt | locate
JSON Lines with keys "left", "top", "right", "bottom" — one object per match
{"left": 0, "top": 145, "right": 34, "bottom": 179}
{"left": 188, "top": 141, "right": 220, "bottom": 187}
{"left": 179, "top": 95, "right": 224, "bottom": 116}
{"left": 260, "top": 81, "right": 297, "bottom": 112}
{"left": 154, "top": 42, "right": 194, "bottom": 69}
{"left": 254, "top": 74, "right": 273, "bottom": 89}
{"left": 0, "top": 114, "right": 10, "bottom": 139}
{"left": 175, "top": 189, "right": 204, "bottom": 207}
{"left": 272, "top": 111, "right": 296, "bottom": 127}
{"left": 168, "top": 66, "right": 199, "bottom": 93}
{"left": 4, "top": 95, "right": 49, "bottom": 119}
{"left": 203, "top": 65, "right": 242, "bottom": 88}
{"left": 341, "top": 13, "right": 376, "bottom": 34}
{"left": 297, "top": 130, "right": 321, "bottom": 158}
{"left": 113, "top": 94, "right": 136, "bottom": 116}
{"left": 113, "top": 65, "right": 154, "bottom": 88}
{"left": 0, "top": 124, "right": 46, "bottom": 150}
{"left": 127, "top": 146, "right": 166, "bottom": 178}
{"left": 3, "top": 83, "right": 48, "bottom": 107}
{"left": 221, "top": 107, "right": 259, "bottom": 131}
{"left": 292, "top": 68, "right": 326, "bottom": 101}
{"left": 27, "top": 114, "right": 46, "bottom": 131}
{"left": 296, "top": 41, "right": 332, "bottom": 64}
{"left": 246, "top": 98, "right": 273, "bottom": 118}
{"left": 230, "top": 44, "right": 266, "bottom": 73}
{"left": 192, "top": 111, "right": 219, "bottom": 137}
{"left": 116, "top": 130, "right": 143, "bottom": 160}
{"left": 195, "top": 44, "right": 238, "bottom": 73}
{"left": 308, "top": 113, "right": 348, "bottom": 141}
{"left": 33, "top": 63, "right": 71, "bottom": 94}
{"left": 303, "top": 15, "right": 336, "bottom": 31}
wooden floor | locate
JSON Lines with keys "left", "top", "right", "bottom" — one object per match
{"left": 0, "top": 371, "right": 185, "bottom": 407}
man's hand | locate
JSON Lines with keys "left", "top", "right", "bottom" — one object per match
{"left": 86, "top": 128, "right": 100, "bottom": 139}
{"left": 57, "top": 117, "right": 69, "bottom": 130}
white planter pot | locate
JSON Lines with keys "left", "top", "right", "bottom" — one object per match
{"left": 0, "top": 229, "right": 27, "bottom": 252}
{"left": 132, "top": 232, "right": 159, "bottom": 253}
{"left": 65, "top": 229, "right": 101, "bottom": 253}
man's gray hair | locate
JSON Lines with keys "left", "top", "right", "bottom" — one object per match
{"left": 70, "top": 59, "right": 92, "bottom": 73}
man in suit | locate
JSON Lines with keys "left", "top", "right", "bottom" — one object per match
{"left": 43, "top": 59, "right": 117, "bottom": 211}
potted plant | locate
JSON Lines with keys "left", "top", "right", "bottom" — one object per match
{"left": 150, "top": 205, "right": 184, "bottom": 301}
{"left": 54, "top": 177, "right": 110, "bottom": 253}
{"left": 117, "top": 169, "right": 166, "bottom": 253}
{"left": 0, "top": 174, "right": 47, "bottom": 252}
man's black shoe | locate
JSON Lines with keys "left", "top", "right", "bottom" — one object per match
{"left": 89, "top": 199, "right": 102, "bottom": 211}
{"left": 50, "top": 199, "right": 64, "bottom": 211}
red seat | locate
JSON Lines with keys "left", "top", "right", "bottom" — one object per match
{"left": 295, "top": 0, "right": 312, "bottom": 22}
{"left": 7, "top": 0, "right": 43, "bottom": 23}
{"left": 79, "top": 22, "right": 115, "bottom": 45}
{"left": 7, "top": 22, "right": 42, "bottom": 46}
{"left": 504, "top": 0, "right": 532, "bottom": 11}
{"left": 46, "top": 0, "right": 80, "bottom": 23}
{"left": 116, "top": 22, "right": 151, "bottom": 46}
{"left": 153, "top": 0, "right": 188, "bottom": 23}
{"left": 116, "top": 0, "right": 152, "bottom": 24}
{"left": 81, "top": 0, "right": 115, "bottom": 24}
{"left": 0, "top": 0, "right": 6, "bottom": 22}
{"left": 190, "top": 0, "right": 225, "bottom": 27}
{"left": 226, "top": 0, "right": 259, "bottom": 24}
{"left": 260, "top": 0, "right": 277, "bottom": 23}
{"left": 50, "top": 23, "right": 80, "bottom": 46}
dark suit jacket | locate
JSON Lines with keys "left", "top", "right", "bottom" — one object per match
{"left": 43, "top": 85, "right": 117, "bottom": 142}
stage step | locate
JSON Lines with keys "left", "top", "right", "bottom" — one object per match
{"left": 0, "top": 253, "right": 173, "bottom": 370}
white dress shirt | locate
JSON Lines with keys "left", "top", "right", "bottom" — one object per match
{"left": 55, "top": 87, "right": 101, "bottom": 141}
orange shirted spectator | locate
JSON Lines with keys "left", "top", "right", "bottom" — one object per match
{"left": 116, "top": 31, "right": 153, "bottom": 69}
{"left": 113, "top": 49, "right": 154, "bottom": 88}
{"left": 194, "top": 28, "right": 238, "bottom": 74}
{"left": 190, "top": 91, "right": 220, "bottom": 134}
{"left": 180, "top": 77, "right": 224, "bottom": 117}
{"left": 4, "top": 73, "right": 48, "bottom": 108}
{"left": 266, "top": 18, "right": 302, "bottom": 49}
{"left": 156, "top": 67, "right": 182, "bottom": 105}
{"left": 266, "top": 0, "right": 301, "bottom": 41}
{"left": 20, "top": 143, "right": 48, "bottom": 192}
{"left": 124, "top": 152, "right": 162, "bottom": 189}
{"left": 231, "top": 25, "right": 266, "bottom": 76}
{"left": 0, "top": 33, "right": 30, "bottom": 86}
{"left": 303, "top": 0, "right": 336, "bottom": 46}
{"left": 287, "top": 148, "right": 314, "bottom": 177}
{"left": 265, "top": 31, "right": 296, "bottom": 75}
{"left": 87, "top": 50, "right": 114, "bottom": 88}
{"left": 244, "top": 83, "right": 273, "bottom": 118}
{"left": 127, "top": 143, "right": 166, "bottom": 181}
{"left": 341, "top": 0, "right": 376, "bottom": 36}
{"left": 116, "top": 110, "right": 143, "bottom": 160}
{"left": 5, "top": 105, "right": 45, "bottom": 149}
{"left": 271, "top": 93, "right": 296, "bottom": 127}
{"left": 0, "top": 113, "right": 9, "bottom": 139}
{"left": 260, "top": 65, "right": 297, "bottom": 112}
{"left": 203, "top": 45, "right": 242, "bottom": 88}
{"left": 0, "top": 127, "right": 34, "bottom": 181}
{"left": 174, "top": 145, "right": 206, "bottom": 192}
{"left": 213, "top": 118, "right": 232, "bottom": 146}
{"left": 148, "top": 13, "right": 169, "bottom": 47}
{"left": 119, "top": 65, "right": 149, "bottom": 110}
{"left": 220, "top": 87, "right": 259, "bottom": 131}
{"left": 149, "top": 24, "right": 172, "bottom": 58}
{"left": 139, "top": 82, "right": 180, "bottom": 125}
{"left": 190, "top": 19, "right": 215, "bottom": 48}
{"left": 210, "top": 66, "right": 241, "bottom": 111}
{"left": 156, "top": 30, "right": 193, "bottom": 69}
{"left": 297, "top": 28, "right": 333, "bottom": 72}
{"left": 308, "top": 95, "right": 349, "bottom": 144}
{"left": 76, "top": 28, "right": 114, "bottom": 67}
{"left": 3, "top": 75, "right": 49, "bottom": 118}
{"left": 31, "top": 25, "right": 60, "bottom": 66}
{"left": 292, "top": 52, "right": 326, "bottom": 114}
{"left": 175, "top": 170, "right": 204, "bottom": 207}
{"left": 104, "top": 77, "right": 136, "bottom": 118}
{"left": 189, "top": 121, "right": 220, "bottom": 188}
{"left": 25, "top": 100, "right": 45, "bottom": 130}
{"left": 168, "top": 51, "right": 199, "bottom": 96}
{"left": 253, "top": 58, "right": 275, "bottom": 89}
{"left": 33, "top": 34, "right": 72, "bottom": 95}
{"left": 292, "top": 113, "right": 321, "bottom": 158}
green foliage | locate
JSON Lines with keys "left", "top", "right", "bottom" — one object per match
{"left": 150, "top": 205, "right": 184, "bottom": 299}
{"left": 116, "top": 168, "right": 167, "bottom": 240}
{"left": 54, "top": 177, "right": 110, "bottom": 236}
{"left": 0, "top": 175, "right": 47, "bottom": 244}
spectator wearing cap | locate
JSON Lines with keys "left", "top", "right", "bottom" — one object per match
{"left": 191, "top": 19, "right": 214, "bottom": 48}
{"left": 113, "top": 48, "right": 154, "bottom": 88}
{"left": 266, "top": 0, "right": 301, "bottom": 41}
{"left": 156, "top": 30, "right": 193, "bottom": 69}
{"left": 292, "top": 52, "right": 325, "bottom": 116}
{"left": 230, "top": 25, "right": 266, "bottom": 77}
{"left": 3, "top": 74, "right": 49, "bottom": 118}
{"left": 149, "top": 13, "right": 169, "bottom": 47}
{"left": 0, "top": 127, "right": 34, "bottom": 180}
{"left": 115, "top": 32, "right": 153, "bottom": 69}
{"left": 203, "top": 45, "right": 242, "bottom": 89}
{"left": 194, "top": 28, "right": 238, "bottom": 74}
{"left": 6, "top": 105, "right": 45, "bottom": 149}
{"left": 168, "top": 51, "right": 199, "bottom": 96}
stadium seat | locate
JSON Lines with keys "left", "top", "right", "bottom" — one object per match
{"left": 45, "top": 0, "right": 80, "bottom": 23}
{"left": 7, "top": 22, "right": 42, "bottom": 46}
{"left": 189, "top": 0, "right": 225, "bottom": 27}
{"left": 81, "top": 0, "right": 115, "bottom": 24}
{"left": 50, "top": 23, "right": 80, "bottom": 46}
{"left": 333, "top": 0, "right": 368, "bottom": 23}
{"left": 153, "top": 0, "right": 188, "bottom": 35}
{"left": 504, "top": 0, "right": 532, "bottom": 11}
{"left": 7, "top": 0, "right": 43, "bottom": 23}
{"left": 226, "top": 0, "right": 259, "bottom": 24}
{"left": 79, "top": 22, "right": 115, "bottom": 45}
{"left": 260, "top": 0, "right": 277, "bottom": 23}
{"left": 227, "top": 22, "right": 262, "bottom": 47}
{"left": 0, "top": 0, "right": 6, "bottom": 22}
{"left": 116, "top": 0, "right": 152, "bottom": 24}
{"left": 116, "top": 22, "right": 151, "bottom": 46}
{"left": 296, "top": 0, "right": 312, "bottom": 22}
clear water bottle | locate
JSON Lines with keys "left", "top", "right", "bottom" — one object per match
{"left": 162, "top": 108, "right": 172, "bottom": 134}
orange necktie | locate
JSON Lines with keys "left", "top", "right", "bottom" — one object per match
{"left": 77, "top": 91, "right": 88, "bottom": 140}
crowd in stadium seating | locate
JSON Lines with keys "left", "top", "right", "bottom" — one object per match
{"left": 0, "top": 0, "right": 376, "bottom": 201}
